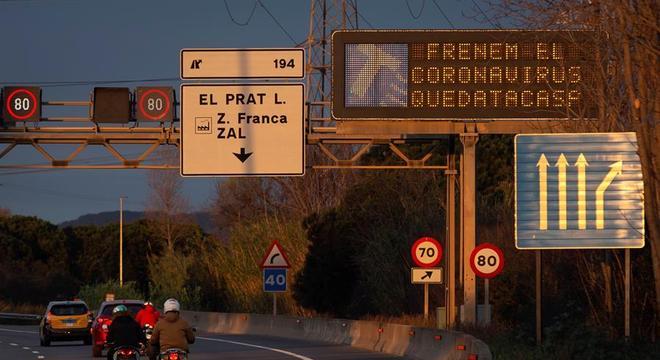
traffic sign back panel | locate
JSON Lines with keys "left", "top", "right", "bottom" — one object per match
{"left": 515, "top": 133, "right": 644, "bottom": 249}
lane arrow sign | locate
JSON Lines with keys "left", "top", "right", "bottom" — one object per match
{"left": 422, "top": 271, "right": 433, "bottom": 280}
{"left": 596, "top": 160, "right": 623, "bottom": 229}
{"left": 233, "top": 147, "right": 253, "bottom": 163}
{"left": 555, "top": 153, "right": 569, "bottom": 230}
{"left": 575, "top": 153, "right": 589, "bottom": 230}
{"left": 537, "top": 154, "right": 550, "bottom": 230}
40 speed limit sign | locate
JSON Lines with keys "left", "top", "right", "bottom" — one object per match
{"left": 411, "top": 237, "right": 443, "bottom": 268}
{"left": 470, "top": 243, "right": 505, "bottom": 279}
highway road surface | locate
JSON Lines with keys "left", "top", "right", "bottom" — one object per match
{"left": 0, "top": 325, "right": 404, "bottom": 360}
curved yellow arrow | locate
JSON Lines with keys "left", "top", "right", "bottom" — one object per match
{"left": 575, "top": 154, "right": 589, "bottom": 230}
{"left": 555, "top": 154, "right": 569, "bottom": 230}
{"left": 537, "top": 154, "right": 550, "bottom": 230}
{"left": 596, "top": 160, "right": 623, "bottom": 229}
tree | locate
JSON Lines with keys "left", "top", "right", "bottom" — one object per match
{"left": 483, "top": 0, "right": 659, "bottom": 335}
{"left": 145, "top": 148, "right": 192, "bottom": 254}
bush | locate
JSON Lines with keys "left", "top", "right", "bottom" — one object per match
{"left": 77, "top": 280, "right": 144, "bottom": 310}
{"left": 148, "top": 251, "right": 202, "bottom": 310}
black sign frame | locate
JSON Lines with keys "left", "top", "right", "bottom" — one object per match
{"left": 332, "top": 30, "right": 597, "bottom": 121}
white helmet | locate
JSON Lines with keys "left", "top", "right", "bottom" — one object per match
{"left": 163, "top": 298, "right": 180, "bottom": 313}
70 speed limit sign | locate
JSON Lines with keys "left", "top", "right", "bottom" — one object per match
{"left": 411, "top": 237, "right": 443, "bottom": 268}
{"left": 469, "top": 243, "right": 505, "bottom": 279}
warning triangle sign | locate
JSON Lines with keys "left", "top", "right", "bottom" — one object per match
{"left": 260, "top": 240, "right": 291, "bottom": 268}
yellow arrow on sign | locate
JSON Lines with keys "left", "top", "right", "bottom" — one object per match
{"left": 537, "top": 154, "right": 550, "bottom": 230}
{"left": 555, "top": 154, "right": 569, "bottom": 230}
{"left": 575, "top": 154, "right": 589, "bottom": 230}
{"left": 596, "top": 160, "right": 623, "bottom": 229}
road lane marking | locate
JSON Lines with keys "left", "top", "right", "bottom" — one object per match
{"left": 33, "top": 351, "right": 40, "bottom": 354}
{"left": 197, "top": 336, "right": 314, "bottom": 360}
{"left": 37, "top": 356, "right": 45, "bottom": 359}
{"left": 0, "top": 328, "right": 38, "bottom": 334}
{"left": 10, "top": 342, "right": 18, "bottom": 346}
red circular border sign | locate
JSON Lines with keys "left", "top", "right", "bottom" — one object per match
{"left": 469, "top": 243, "right": 504, "bottom": 279}
{"left": 138, "top": 88, "right": 171, "bottom": 120}
{"left": 411, "top": 237, "right": 442, "bottom": 268}
{"left": 6, "top": 88, "right": 37, "bottom": 120}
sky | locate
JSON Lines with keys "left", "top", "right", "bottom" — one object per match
{"left": 0, "top": 0, "right": 484, "bottom": 224}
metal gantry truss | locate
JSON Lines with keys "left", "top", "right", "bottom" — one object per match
{"left": 0, "top": 126, "right": 179, "bottom": 169}
{"left": 0, "top": 99, "right": 180, "bottom": 170}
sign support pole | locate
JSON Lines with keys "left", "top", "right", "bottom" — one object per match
{"left": 625, "top": 248, "right": 630, "bottom": 340}
{"left": 119, "top": 196, "right": 124, "bottom": 288}
{"left": 460, "top": 133, "right": 478, "bottom": 324}
{"left": 536, "top": 250, "right": 542, "bottom": 345}
{"left": 446, "top": 138, "right": 457, "bottom": 329}
{"left": 273, "top": 293, "right": 277, "bottom": 316}
{"left": 424, "top": 283, "right": 429, "bottom": 320}
{"left": 484, "top": 278, "right": 490, "bottom": 325}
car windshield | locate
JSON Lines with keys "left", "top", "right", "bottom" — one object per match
{"left": 100, "top": 303, "right": 143, "bottom": 317}
{"left": 50, "top": 304, "right": 88, "bottom": 316}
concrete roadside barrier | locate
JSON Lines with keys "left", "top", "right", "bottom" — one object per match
{"left": 183, "top": 311, "right": 491, "bottom": 360}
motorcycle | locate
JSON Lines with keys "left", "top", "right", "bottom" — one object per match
{"left": 159, "top": 348, "right": 188, "bottom": 360}
{"left": 143, "top": 324, "right": 154, "bottom": 341}
{"left": 108, "top": 343, "right": 141, "bottom": 360}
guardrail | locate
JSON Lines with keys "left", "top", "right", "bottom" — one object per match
{"left": 183, "top": 311, "right": 492, "bottom": 360}
{"left": 0, "top": 312, "right": 42, "bottom": 325}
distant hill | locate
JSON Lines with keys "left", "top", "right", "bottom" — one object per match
{"left": 59, "top": 211, "right": 214, "bottom": 233}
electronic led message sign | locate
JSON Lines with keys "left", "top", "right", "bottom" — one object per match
{"left": 332, "top": 30, "right": 597, "bottom": 121}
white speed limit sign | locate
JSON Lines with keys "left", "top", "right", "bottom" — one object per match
{"left": 470, "top": 243, "right": 504, "bottom": 278}
{"left": 411, "top": 237, "right": 442, "bottom": 268}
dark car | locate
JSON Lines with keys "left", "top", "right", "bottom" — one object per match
{"left": 39, "top": 300, "right": 93, "bottom": 346}
{"left": 90, "top": 299, "right": 144, "bottom": 358}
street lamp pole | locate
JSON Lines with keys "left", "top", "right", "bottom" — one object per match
{"left": 119, "top": 196, "right": 126, "bottom": 288}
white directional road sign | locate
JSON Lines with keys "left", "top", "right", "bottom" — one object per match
{"left": 515, "top": 133, "right": 645, "bottom": 249}
{"left": 180, "top": 83, "right": 304, "bottom": 176}
{"left": 411, "top": 267, "right": 443, "bottom": 284}
{"left": 181, "top": 48, "right": 304, "bottom": 79}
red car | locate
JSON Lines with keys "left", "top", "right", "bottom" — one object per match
{"left": 90, "top": 300, "right": 144, "bottom": 358}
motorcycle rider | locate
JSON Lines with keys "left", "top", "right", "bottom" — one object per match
{"left": 136, "top": 301, "right": 160, "bottom": 328}
{"left": 106, "top": 305, "right": 145, "bottom": 360}
{"left": 150, "top": 298, "right": 195, "bottom": 358}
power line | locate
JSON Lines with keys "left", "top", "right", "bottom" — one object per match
{"left": 355, "top": 8, "right": 375, "bottom": 29}
{"left": 224, "top": 0, "right": 258, "bottom": 26}
{"left": 257, "top": 0, "right": 298, "bottom": 45}
{"left": 470, "top": 0, "right": 501, "bottom": 29}
{"left": 430, "top": 0, "right": 456, "bottom": 29}
{"left": 0, "top": 77, "right": 179, "bottom": 88}
{"left": 0, "top": 182, "right": 138, "bottom": 205}
{"left": 405, "top": 0, "right": 425, "bottom": 20}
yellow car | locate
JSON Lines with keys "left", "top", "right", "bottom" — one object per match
{"left": 39, "top": 300, "right": 93, "bottom": 346}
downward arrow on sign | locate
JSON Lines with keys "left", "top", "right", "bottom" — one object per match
{"left": 233, "top": 148, "right": 253, "bottom": 163}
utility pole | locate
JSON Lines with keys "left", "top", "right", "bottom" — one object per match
{"left": 306, "top": 0, "right": 357, "bottom": 129}
{"left": 119, "top": 196, "right": 126, "bottom": 288}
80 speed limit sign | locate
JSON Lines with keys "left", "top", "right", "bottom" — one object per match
{"left": 3, "top": 86, "right": 41, "bottom": 123}
{"left": 469, "top": 243, "right": 504, "bottom": 279}
{"left": 136, "top": 87, "right": 174, "bottom": 121}
{"left": 411, "top": 237, "right": 443, "bottom": 268}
